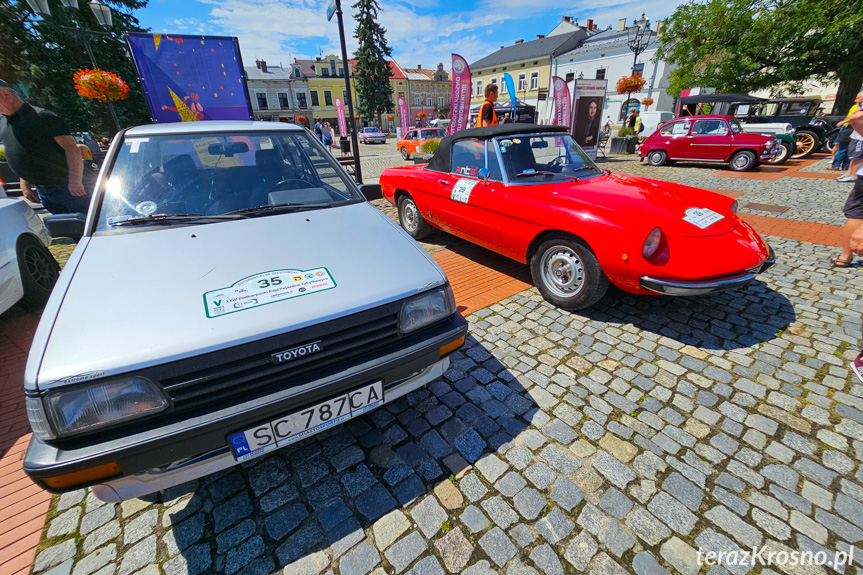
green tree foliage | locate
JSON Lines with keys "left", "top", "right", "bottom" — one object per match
{"left": 352, "top": 0, "right": 394, "bottom": 122}
{"left": 656, "top": 0, "right": 863, "bottom": 113}
{"left": 4, "top": 0, "right": 151, "bottom": 136}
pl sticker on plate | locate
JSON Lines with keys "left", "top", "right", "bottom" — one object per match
{"left": 682, "top": 207, "right": 724, "bottom": 229}
{"left": 204, "top": 268, "right": 336, "bottom": 318}
{"left": 451, "top": 179, "right": 478, "bottom": 204}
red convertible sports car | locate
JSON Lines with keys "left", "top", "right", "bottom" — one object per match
{"left": 380, "top": 124, "right": 774, "bottom": 311}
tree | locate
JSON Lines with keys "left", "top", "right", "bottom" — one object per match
{"left": 656, "top": 0, "right": 863, "bottom": 114}
{"left": 4, "top": 0, "right": 151, "bottom": 136}
{"left": 352, "top": 0, "right": 394, "bottom": 124}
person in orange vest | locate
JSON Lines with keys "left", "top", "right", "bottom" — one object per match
{"left": 477, "top": 84, "right": 499, "bottom": 127}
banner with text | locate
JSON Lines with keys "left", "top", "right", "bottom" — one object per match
{"left": 335, "top": 97, "right": 347, "bottom": 138}
{"left": 552, "top": 77, "right": 571, "bottom": 127}
{"left": 449, "top": 54, "right": 471, "bottom": 135}
{"left": 398, "top": 96, "right": 409, "bottom": 136}
{"left": 571, "top": 79, "right": 607, "bottom": 160}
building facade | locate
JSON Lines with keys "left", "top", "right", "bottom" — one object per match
{"left": 469, "top": 27, "right": 591, "bottom": 124}
{"left": 300, "top": 55, "right": 356, "bottom": 135}
{"left": 244, "top": 60, "right": 311, "bottom": 122}
{"left": 552, "top": 17, "right": 674, "bottom": 122}
{"left": 401, "top": 63, "right": 451, "bottom": 128}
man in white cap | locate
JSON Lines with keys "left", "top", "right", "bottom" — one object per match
{"left": 0, "top": 78, "right": 88, "bottom": 213}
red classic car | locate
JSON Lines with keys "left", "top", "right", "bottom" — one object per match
{"left": 380, "top": 124, "right": 774, "bottom": 310}
{"left": 638, "top": 115, "right": 781, "bottom": 171}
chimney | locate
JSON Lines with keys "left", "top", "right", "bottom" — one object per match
{"left": 562, "top": 16, "right": 571, "bottom": 23}
{"left": 617, "top": 18, "right": 627, "bottom": 31}
{"left": 655, "top": 20, "right": 665, "bottom": 35}
{"left": 536, "top": 34, "right": 545, "bottom": 39}
{"left": 417, "top": 64, "right": 421, "bottom": 70}
{"left": 515, "top": 39, "right": 524, "bottom": 44}
{"left": 586, "top": 19, "right": 593, "bottom": 29}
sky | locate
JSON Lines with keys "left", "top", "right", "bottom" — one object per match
{"left": 135, "top": 0, "right": 687, "bottom": 72}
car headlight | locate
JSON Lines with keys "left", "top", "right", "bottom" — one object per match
{"left": 399, "top": 286, "right": 455, "bottom": 333}
{"left": 786, "top": 126, "right": 795, "bottom": 135}
{"left": 642, "top": 227, "right": 663, "bottom": 259}
{"left": 33, "top": 377, "right": 168, "bottom": 439}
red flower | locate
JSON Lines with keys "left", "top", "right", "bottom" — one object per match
{"left": 616, "top": 74, "right": 647, "bottom": 95}
{"left": 73, "top": 69, "right": 130, "bottom": 101}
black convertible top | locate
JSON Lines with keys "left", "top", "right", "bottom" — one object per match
{"left": 678, "top": 93, "right": 763, "bottom": 105}
{"left": 427, "top": 123, "right": 568, "bottom": 173}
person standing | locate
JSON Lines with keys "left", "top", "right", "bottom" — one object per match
{"left": 322, "top": 122, "right": 334, "bottom": 153}
{"left": 830, "top": 93, "right": 863, "bottom": 172}
{"left": 476, "top": 84, "right": 499, "bottom": 127}
{"left": 832, "top": 107, "right": 863, "bottom": 267}
{"left": 0, "top": 79, "right": 88, "bottom": 214}
{"left": 314, "top": 119, "right": 324, "bottom": 143}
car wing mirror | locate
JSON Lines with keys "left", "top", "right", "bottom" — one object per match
{"left": 359, "top": 183, "right": 382, "bottom": 201}
{"left": 478, "top": 168, "right": 491, "bottom": 182}
{"left": 44, "top": 212, "right": 86, "bottom": 242}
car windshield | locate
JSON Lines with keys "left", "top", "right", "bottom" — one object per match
{"left": 422, "top": 129, "right": 446, "bottom": 139}
{"left": 364, "top": 128, "right": 382, "bottom": 133}
{"left": 496, "top": 134, "right": 603, "bottom": 182}
{"left": 94, "top": 130, "right": 363, "bottom": 232}
{"left": 729, "top": 119, "right": 744, "bottom": 134}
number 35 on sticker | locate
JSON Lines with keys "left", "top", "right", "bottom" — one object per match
{"left": 203, "top": 268, "right": 337, "bottom": 318}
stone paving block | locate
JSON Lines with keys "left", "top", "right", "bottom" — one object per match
{"left": 118, "top": 534, "right": 157, "bottom": 575}
{"left": 373, "top": 509, "right": 410, "bottom": 550}
{"left": 564, "top": 531, "right": 598, "bottom": 571}
{"left": 647, "top": 492, "right": 697, "bottom": 535}
{"left": 625, "top": 507, "right": 671, "bottom": 546}
{"left": 592, "top": 452, "right": 636, "bottom": 489}
{"left": 475, "top": 454, "right": 508, "bottom": 483}
{"left": 705, "top": 505, "right": 763, "bottom": 546}
{"left": 356, "top": 484, "right": 398, "bottom": 521}
{"left": 479, "top": 527, "right": 517, "bottom": 567}
{"left": 435, "top": 527, "right": 473, "bottom": 573}
{"left": 534, "top": 506, "right": 574, "bottom": 544}
{"left": 163, "top": 543, "right": 212, "bottom": 575}
{"left": 280, "top": 524, "right": 324, "bottom": 565}
{"left": 632, "top": 552, "right": 670, "bottom": 575}
{"left": 412, "top": 494, "right": 449, "bottom": 538}
{"left": 406, "top": 557, "right": 444, "bottom": 575}
{"left": 662, "top": 472, "right": 703, "bottom": 511}
{"left": 340, "top": 541, "right": 381, "bottom": 575}
{"left": 459, "top": 473, "right": 488, "bottom": 502}
{"left": 530, "top": 544, "right": 564, "bottom": 575}
{"left": 48, "top": 507, "right": 82, "bottom": 539}
{"left": 660, "top": 537, "right": 700, "bottom": 575}
{"left": 524, "top": 462, "right": 556, "bottom": 489}
{"left": 35, "top": 540, "right": 78, "bottom": 573}
{"left": 513, "top": 487, "right": 546, "bottom": 520}
{"left": 603, "top": 521, "right": 636, "bottom": 557}
{"left": 599, "top": 488, "right": 634, "bottom": 519}
{"left": 385, "top": 531, "right": 427, "bottom": 573}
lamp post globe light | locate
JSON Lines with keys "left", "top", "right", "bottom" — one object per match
{"left": 627, "top": 14, "right": 654, "bottom": 71}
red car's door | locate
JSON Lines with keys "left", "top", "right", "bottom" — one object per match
{"left": 659, "top": 119, "right": 692, "bottom": 159}
{"left": 684, "top": 119, "right": 732, "bottom": 161}
{"left": 435, "top": 139, "right": 503, "bottom": 247}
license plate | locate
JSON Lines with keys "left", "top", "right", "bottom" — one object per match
{"left": 228, "top": 381, "right": 384, "bottom": 462}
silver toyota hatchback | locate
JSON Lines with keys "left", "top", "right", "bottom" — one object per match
{"left": 24, "top": 121, "right": 467, "bottom": 501}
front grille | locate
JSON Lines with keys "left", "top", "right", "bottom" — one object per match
{"left": 158, "top": 308, "right": 401, "bottom": 411}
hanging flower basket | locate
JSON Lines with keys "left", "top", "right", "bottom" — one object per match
{"left": 296, "top": 114, "right": 309, "bottom": 127}
{"left": 642, "top": 97, "right": 654, "bottom": 106}
{"left": 74, "top": 68, "right": 130, "bottom": 101}
{"left": 615, "top": 74, "right": 646, "bottom": 95}
{"left": 418, "top": 112, "right": 427, "bottom": 118}
{"left": 386, "top": 114, "right": 394, "bottom": 121}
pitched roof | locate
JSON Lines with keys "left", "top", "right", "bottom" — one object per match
{"left": 347, "top": 58, "right": 407, "bottom": 80}
{"left": 244, "top": 64, "right": 299, "bottom": 81}
{"left": 559, "top": 28, "right": 659, "bottom": 57}
{"left": 469, "top": 31, "right": 587, "bottom": 69}
{"left": 293, "top": 59, "right": 317, "bottom": 77}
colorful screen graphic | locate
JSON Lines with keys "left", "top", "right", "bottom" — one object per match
{"left": 126, "top": 33, "right": 252, "bottom": 123}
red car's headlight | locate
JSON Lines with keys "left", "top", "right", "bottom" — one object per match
{"left": 729, "top": 201, "right": 739, "bottom": 215}
{"left": 643, "top": 227, "right": 663, "bottom": 259}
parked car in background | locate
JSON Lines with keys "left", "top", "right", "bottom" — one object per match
{"left": 639, "top": 111, "right": 674, "bottom": 138}
{"left": 639, "top": 116, "right": 781, "bottom": 171}
{"left": 380, "top": 124, "right": 773, "bottom": 312}
{"left": 0, "top": 197, "right": 59, "bottom": 316}
{"left": 397, "top": 127, "right": 447, "bottom": 160}
{"left": 737, "top": 122, "right": 797, "bottom": 164}
{"left": 360, "top": 126, "right": 387, "bottom": 144}
{"left": 23, "top": 121, "right": 467, "bottom": 501}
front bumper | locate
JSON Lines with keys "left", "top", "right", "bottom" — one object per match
{"left": 640, "top": 245, "right": 775, "bottom": 296}
{"left": 24, "top": 313, "right": 467, "bottom": 500}
{"left": 760, "top": 147, "right": 782, "bottom": 161}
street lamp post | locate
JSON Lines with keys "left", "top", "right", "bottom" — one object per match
{"left": 328, "top": 0, "right": 362, "bottom": 183}
{"left": 24, "top": 0, "right": 121, "bottom": 132}
{"left": 625, "top": 14, "right": 654, "bottom": 117}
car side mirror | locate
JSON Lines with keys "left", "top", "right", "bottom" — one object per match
{"left": 478, "top": 168, "right": 491, "bottom": 182}
{"left": 44, "top": 212, "right": 86, "bottom": 242}
{"left": 359, "top": 183, "right": 382, "bottom": 201}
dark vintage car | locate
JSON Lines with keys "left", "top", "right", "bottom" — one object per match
{"left": 639, "top": 115, "right": 781, "bottom": 171}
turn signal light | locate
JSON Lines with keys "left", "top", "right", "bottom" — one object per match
{"left": 42, "top": 462, "right": 121, "bottom": 489}
{"left": 440, "top": 335, "right": 466, "bottom": 357}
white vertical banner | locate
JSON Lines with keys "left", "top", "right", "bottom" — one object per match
{"left": 570, "top": 79, "right": 608, "bottom": 160}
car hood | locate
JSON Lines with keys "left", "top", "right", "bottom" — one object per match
{"left": 33, "top": 202, "right": 445, "bottom": 388}
{"left": 554, "top": 173, "right": 738, "bottom": 237}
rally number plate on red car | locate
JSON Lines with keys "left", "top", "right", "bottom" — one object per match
{"left": 228, "top": 381, "right": 384, "bottom": 462}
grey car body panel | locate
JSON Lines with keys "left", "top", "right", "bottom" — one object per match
{"left": 31, "top": 202, "right": 446, "bottom": 388}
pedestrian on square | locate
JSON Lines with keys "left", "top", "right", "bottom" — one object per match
{"left": 627, "top": 108, "right": 637, "bottom": 129}
{"left": 476, "top": 84, "right": 499, "bottom": 127}
{"left": 322, "top": 122, "right": 334, "bottom": 152}
{"left": 831, "top": 107, "right": 863, "bottom": 267}
{"left": 314, "top": 119, "right": 324, "bottom": 143}
{"left": 831, "top": 93, "right": 862, "bottom": 172}
{"left": 0, "top": 78, "right": 89, "bottom": 214}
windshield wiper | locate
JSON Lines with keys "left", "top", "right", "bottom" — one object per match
{"left": 226, "top": 203, "right": 335, "bottom": 216}
{"left": 109, "top": 213, "right": 248, "bottom": 227}
{"left": 516, "top": 170, "right": 579, "bottom": 182}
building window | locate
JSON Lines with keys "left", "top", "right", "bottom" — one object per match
{"left": 529, "top": 71, "right": 539, "bottom": 90}
{"left": 343, "top": 90, "right": 347, "bottom": 101}
{"left": 596, "top": 68, "right": 606, "bottom": 80}
{"left": 322, "top": 69, "right": 329, "bottom": 76}
{"left": 632, "top": 63, "right": 644, "bottom": 76}
{"left": 256, "top": 92, "right": 268, "bottom": 110}
{"left": 517, "top": 73, "right": 526, "bottom": 91}
{"left": 297, "top": 93, "right": 308, "bottom": 108}
{"left": 338, "top": 68, "right": 344, "bottom": 76}
{"left": 415, "top": 95, "right": 421, "bottom": 106}
{"left": 565, "top": 72, "right": 574, "bottom": 82}
{"left": 330, "top": 61, "right": 336, "bottom": 76}
{"left": 476, "top": 80, "right": 482, "bottom": 96}
{"left": 310, "top": 91, "right": 320, "bottom": 107}
{"left": 294, "top": 68, "right": 301, "bottom": 78}
{"left": 324, "top": 90, "right": 333, "bottom": 106}
{"left": 490, "top": 77, "right": 497, "bottom": 86}
{"left": 427, "top": 96, "right": 432, "bottom": 106}
{"left": 439, "top": 96, "right": 444, "bottom": 108}
{"left": 500, "top": 79, "right": 507, "bottom": 94}
{"left": 278, "top": 93, "right": 289, "bottom": 108}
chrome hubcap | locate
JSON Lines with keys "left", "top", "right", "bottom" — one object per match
{"left": 734, "top": 155, "right": 749, "bottom": 168}
{"left": 650, "top": 152, "right": 662, "bottom": 163}
{"left": 402, "top": 200, "right": 419, "bottom": 232}
{"left": 541, "top": 247, "right": 585, "bottom": 297}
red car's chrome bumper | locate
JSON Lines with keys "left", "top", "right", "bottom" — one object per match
{"left": 640, "top": 245, "right": 775, "bottom": 296}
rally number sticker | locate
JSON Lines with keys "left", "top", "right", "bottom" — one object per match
{"left": 204, "top": 268, "right": 336, "bottom": 318}
{"left": 451, "top": 179, "right": 478, "bottom": 204}
{"left": 682, "top": 207, "right": 724, "bottom": 229}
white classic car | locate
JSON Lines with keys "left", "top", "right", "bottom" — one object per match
{"left": 24, "top": 121, "right": 467, "bottom": 501}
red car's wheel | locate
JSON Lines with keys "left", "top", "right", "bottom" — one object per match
{"left": 646, "top": 150, "right": 667, "bottom": 166}
{"left": 530, "top": 235, "right": 608, "bottom": 311}
{"left": 398, "top": 194, "right": 431, "bottom": 240}
{"left": 729, "top": 150, "right": 757, "bottom": 172}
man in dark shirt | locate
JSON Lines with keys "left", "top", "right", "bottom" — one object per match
{"left": 0, "top": 79, "right": 88, "bottom": 214}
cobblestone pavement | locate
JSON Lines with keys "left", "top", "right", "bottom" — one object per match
{"left": 604, "top": 155, "right": 852, "bottom": 226}
{"left": 31, "top": 234, "right": 863, "bottom": 575}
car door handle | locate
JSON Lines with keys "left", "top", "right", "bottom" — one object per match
{"left": 438, "top": 179, "right": 452, "bottom": 186}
